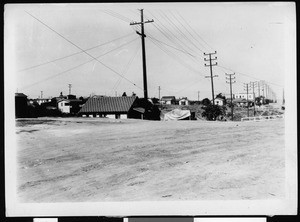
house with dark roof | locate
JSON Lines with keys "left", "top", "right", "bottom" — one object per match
{"left": 78, "top": 96, "right": 146, "bottom": 119}
{"left": 160, "top": 96, "right": 176, "bottom": 105}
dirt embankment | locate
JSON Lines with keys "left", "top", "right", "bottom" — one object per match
{"left": 16, "top": 117, "right": 285, "bottom": 202}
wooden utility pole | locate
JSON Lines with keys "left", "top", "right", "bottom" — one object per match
{"left": 197, "top": 91, "right": 200, "bottom": 102}
{"left": 158, "top": 86, "right": 161, "bottom": 100}
{"left": 204, "top": 51, "right": 218, "bottom": 105}
{"left": 250, "top": 81, "right": 256, "bottom": 116}
{"left": 130, "top": 9, "right": 154, "bottom": 100}
{"left": 68, "top": 84, "right": 72, "bottom": 95}
{"left": 40, "top": 91, "right": 43, "bottom": 99}
{"left": 244, "top": 83, "right": 250, "bottom": 117}
{"left": 225, "top": 73, "right": 235, "bottom": 120}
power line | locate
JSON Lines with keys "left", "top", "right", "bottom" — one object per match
{"left": 157, "top": 11, "right": 202, "bottom": 59}
{"left": 113, "top": 44, "right": 141, "bottom": 90}
{"left": 147, "top": 35, "right": 196, "bottom": 57}
{"left": 18, "top": 33, "right": 135, "bottom": 72}
{"left": 25, "top": 11, "right": 142, "bottom": 90}
{"left": 148, "top": 37, "right": 205, "bottom": 77}
{"left": 173, "top": 11, "right": 210, "bottom": 53}
{"left": 20, "top": 37, "right": 140, "bottom": 90}
{"left": 166, "top": 10, "right": 206, "bottom": 54}
{"left": 147, "top": 11, "right": 200, "bottom": 63}
{"left": 100, "top": 9, "right": 132, "bottom": 23}
{"left": 218, "top": 64, "right": 284, "bottom": 88}
{"left": 176, "top": 11, "right": 215, "bottom": 52}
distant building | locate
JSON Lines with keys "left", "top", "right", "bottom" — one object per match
{"left": 15, "top": 93, "right": 28, "bottom": 118}
{"left": 233, "top": 93, "right": 254, "bottom": 100}
{"left": 160, "top": 96, "right": 176, "bottom": 105}
{"left": 214, "top": 97, "right": 225, "bottom": 106}
{"left": 57, "top": 98, "right": 83, "bottom": 114}
{"left": 233, "top": 98, "right": 254, "bottom": 107}
{"left": 34, "top": 98, "right": 52, "bottom": 105}
{"left": 78, "top": 96, "right": 145, "bottom": 119}
{"left": 178, "top": 97, "right": 190, "bottom": 106}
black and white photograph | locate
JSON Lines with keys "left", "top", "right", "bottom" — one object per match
{"left": 4, "top": 2, "right": 297, "bottom": 216}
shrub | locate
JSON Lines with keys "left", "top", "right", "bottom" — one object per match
{"left": 201, "top": 104, "right": 226, "bottom": 121}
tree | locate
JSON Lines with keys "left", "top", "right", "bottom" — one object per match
{"left": 255, "top": 96, "right": 263, "bottom": 106}
{"left": 201, "top": 98, "right": 211, "bottom": 106}
{"left": 201, "top": 104, "right": 226, "bottom": 121}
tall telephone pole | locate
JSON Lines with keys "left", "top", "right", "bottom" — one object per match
{"left": 250, "top": 81, "right": 256, "bottom": 116}
{"left": 130, "top": 9, "right": 154, "bottom": 100}
{"left": 40, "top": 91, "right": 43, "bottom": 99}
{"left": 244, "top": 83, "right": 250, "bottom": 117}
{"left": 204, "top": 51, "right": 218, "bottom": 105}
{"left": 68, "top": 84, "right": 72, "bottom": 95}
{"left": 197, "top": 91, "right": 200, "bottom": 102}
{"left": 225, "top": 73, "right": 235, "bottom": 120}
{"left": 158, "top": 86, "right": 161, "bottom": 100}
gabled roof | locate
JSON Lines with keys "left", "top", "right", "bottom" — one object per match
{"left": 15, "top": 93, "right": 27, "bottom": 97}
{"left": 57, "top": 98, "right": 81, "bottom": 103}
{"left": 161, "top": 96, "right": 176, "bottom": 100}
{"left": 79, "top": 96, "right": 138, "bottom": 113}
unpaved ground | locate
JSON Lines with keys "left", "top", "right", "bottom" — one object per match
{"left": 16, "top": 118, "right": 285, "bottom": 202}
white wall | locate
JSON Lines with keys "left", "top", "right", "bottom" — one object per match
{"left": 234, "top": 93, "right": 254, "bottom": 100}
{"left": 58, "top": 101, "right": 70, "bottom": 113}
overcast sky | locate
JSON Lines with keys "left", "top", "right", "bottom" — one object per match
{"left": 5, "top": 2, "right": 295, "bottom": 101}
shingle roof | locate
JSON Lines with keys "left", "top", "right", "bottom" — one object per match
{"left": 161, "top": 96, "right": 176, "bottom": 100}
{"left": 79, "top": 96, "right": 138, "bottom": 113}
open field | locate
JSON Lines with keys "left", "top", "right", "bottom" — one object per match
{"left": 15, "top": 117, "right": 285, "bottom": 202}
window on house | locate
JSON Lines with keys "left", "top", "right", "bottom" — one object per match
{"left": 65, "top": 103, "right": 70, "bottom": 106}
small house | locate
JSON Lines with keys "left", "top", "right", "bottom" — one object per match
{"left": 160, "top": 96, "right": 176, "bottom": 105}
{"left": 179, "top": 97, "right": 190, "bottom": 106}
{"left": 57, "top": 98, "right": 84, "bottom": 114}
{"left": 78, "top": 96, "right": 145, "bottom": 119}
{"left": 214, "top": 97, "right": 225, "bottom": 106}
{"left": 233, "top": 93, "right": 254, "bottom": 100}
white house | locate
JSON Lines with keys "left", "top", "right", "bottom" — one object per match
{"left": 233, "top": 93, "right": 254, "bottom": 100}
{"left": 57, "top": 99, "right": 71, "bottom": 113}
{"left": 214, "top": 97, "right": 225, "bottom": 106}
{"left": 179, "top": 97, "right": 190, "bottom": 106}
{"left": 160, "top": 96, "right": 176, "bottom": 105}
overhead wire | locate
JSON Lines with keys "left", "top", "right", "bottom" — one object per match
{"left": 113, "top": 43, "right": 141, "bottom": 90}
{"left": 157, "top": 10, "right": 203, "bottom": 59}
{"left": 176, "top": 11, "right": 216, "bottom": 52}
{"left": 168, "top": 10, "right": 207, "bottom": 54}
{"left": 18, "top": 32, "right": 135, "bottom": 72}
{"left": 100, "top": 9, "right": 132, "bottom": 23}
{"left": 20, "top": 37, "right": 140, "bottom": 90}
{"left": 147, "top": 10, "right": 200, "bottom": 63}
{"left": 148, "top": 35, "right": 196, "bottom": 58}
{"left": 25, "top": 11, "right": 143, "bottom": 90}
{"left": 147, "top": 35, "right": 206, "bottom": 77}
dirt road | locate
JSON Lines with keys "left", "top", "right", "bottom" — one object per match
{"left": 16, "top": 118, "right": 285, "bottom": 202}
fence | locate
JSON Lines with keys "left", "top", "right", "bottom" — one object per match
{"left": 241, "top": 114, "right": 284, "bottom": 122}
